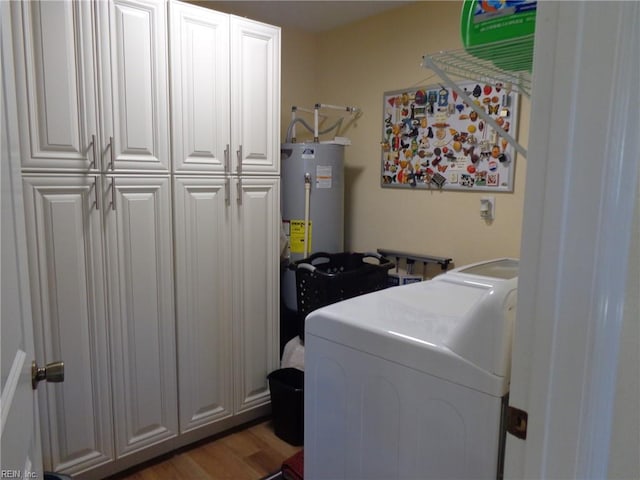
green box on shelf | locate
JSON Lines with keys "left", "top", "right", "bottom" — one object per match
{"left": 461, "top": 0, "right": 537, "bottom": 72}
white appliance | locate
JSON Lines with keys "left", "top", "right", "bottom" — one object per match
{"left": 304, "top": 258, "right": 519, "bottom": 480}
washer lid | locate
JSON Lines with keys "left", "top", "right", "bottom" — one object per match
{"left": 305, "top": 259, "right": 518, "bottom": 397}
{"left": 456, "top": 258, "right": 519, "bottom": 279}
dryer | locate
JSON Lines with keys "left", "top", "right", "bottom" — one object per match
{"left": 304, "top": 258, "right": 519, "bottom": 480}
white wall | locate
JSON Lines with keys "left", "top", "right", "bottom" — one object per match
{"left": 313, "top": 1, "right": 529, "bottom": 268}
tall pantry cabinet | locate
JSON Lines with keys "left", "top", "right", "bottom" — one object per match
{"left": 11, "top": 0, "right": 280, "bottom": 477}
{"left": 170, "top": 0, "right": 280, "bottom": 438}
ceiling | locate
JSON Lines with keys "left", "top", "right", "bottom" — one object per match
{"left": 203, "top": 1, "right": 415, "bottom": 32}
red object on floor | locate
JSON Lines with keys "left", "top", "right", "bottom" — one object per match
{"left": 281, "top": 449, "right": 304, "bottom": 480}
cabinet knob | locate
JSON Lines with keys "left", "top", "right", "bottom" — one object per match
{"left": 32, "top": 361, "right": 64, "bottom": 389}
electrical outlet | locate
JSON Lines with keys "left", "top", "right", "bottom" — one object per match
{"left": 480, "top": 196, "right": 495, "bottom": 220}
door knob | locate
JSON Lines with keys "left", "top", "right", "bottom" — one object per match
{"left": 32, "top": 361, "right": 64, "bottom": 389}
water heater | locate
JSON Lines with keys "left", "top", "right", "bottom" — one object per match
{"left": 281, "top": 142, "right": 345, "bottom": 311}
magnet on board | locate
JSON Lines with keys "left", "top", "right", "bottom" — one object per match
{"left": 415, "top": 89, "right": 427, "bottom": 105}
{"left": 438, "top": 87, "right": 449, "bottom": 107}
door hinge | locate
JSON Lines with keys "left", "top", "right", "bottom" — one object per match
{"left": 506, "top": 405, "right": 528, "bottom": 440}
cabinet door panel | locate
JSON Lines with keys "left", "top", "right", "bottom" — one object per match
{"left": 174, "top": 177, "right": 233, "bottom": 432}
{"left": 170, "top": 3, "right": 229, "bottom": 173}
{"left": 230, "top": 18, "right": 280, "bottom": 175}
{"left": 103, "top": 0, "right": 169, "bottom": 172}
{"left": 233, "top": 177, "right": 280, "bottom": 413}
{"left": 22, "top": 176, "right": 113, "bottom": 474}
{"left": 15, "top": 1, "right": 99, "bottom": 171}
{"left": 106, "top": 176, "right": 177, "bottom": 456}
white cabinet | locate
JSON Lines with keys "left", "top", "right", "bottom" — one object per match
{"left": 170, "top": 1, "right": 280, "bottom": 438}
{"left": 12, "top": 0, "right": 279, "bottom": 476}
{"left": 232, "top": 177, "right": 280, "bottom": 413}
{"left": 21, "top": 175, "right": 113, "bottom": 474}
{"left": 171, "top": 2, "right": 280, "bottom": 175}
{"left": 13, "top": 1, "right": 100, "bottom": 172}
{"left": 170, "top": 4, "right": 229, "bottom": 173}
{"left": 229, "top": 17, "right": 281, "bottom": 176}
{"left": 13, "top": 0, "right": 170, "bottom": 173}
{"left": 173, "top": 177, "right": 234, "bottom": 432}
{"left": 13, "top": 0, "right": 176, "bottom": 475}
{"left": 105, "top": 176, "right": 178, "bottom": 456}
{"left": 174, "top": 176, "right": 280, "bottom": 434}
{"left": 100, "top": 0, "right": 170, "bottom": 172}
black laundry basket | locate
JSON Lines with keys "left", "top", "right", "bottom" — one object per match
{"left": 292, "top": 252, "right": 394, "bottom": 341}
{"left": 267, "top": 367, "right": 305, "bottom": 446}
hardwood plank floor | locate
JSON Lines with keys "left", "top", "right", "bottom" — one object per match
{"left": 109, "top": 420, "right": 301, "bottom": 480}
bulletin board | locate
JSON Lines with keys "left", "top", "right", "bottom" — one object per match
{"left": 380, "top": 81, "right": 519, "bottom": 192}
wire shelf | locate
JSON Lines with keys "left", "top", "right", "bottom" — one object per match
{"left": 423, "top": 34, "right": 534, "bottom": 98}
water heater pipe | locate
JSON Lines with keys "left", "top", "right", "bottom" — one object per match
{"left": 291, "top": 107, "right": 297, "bottom": 142}
{"left": 303, "top": 173, "right": 312, "bottom": 258}
{"left": 288, "top": 104, "right": 359, "bottom": 143}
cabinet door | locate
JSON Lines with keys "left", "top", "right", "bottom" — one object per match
{"left": 22, "top": 176, "right": 113, "bottom": 475}
{"left": 230, "top": 17, "right": 281, "bottom": 176}
{"left": 105, "top": 175, "right": 178, "bottom": 457}
{"left": 13, "top": 1, "right": 100, "bottom": 172}
{"left": 99, "top": 0, "right": 170, "bottom": 172}
{"left": 232, "top": 177, "right": 280, "bottom": 413}
{"left": 170, "top": 2, "right": 230, "bottom": 173}
{"left": 174, "top": 177, "right": 233, "bottom": 433}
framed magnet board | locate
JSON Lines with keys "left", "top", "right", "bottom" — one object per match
{"left": 380, "top": 81, "right": 519, "bottom": 192}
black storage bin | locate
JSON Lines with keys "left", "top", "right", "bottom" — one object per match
{"left": 268, "top": 367, "right": 304, "bottom": 446}
{"left": 292, "top": 252, "right": 394, "bottom": 340}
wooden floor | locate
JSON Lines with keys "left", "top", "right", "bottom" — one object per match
{"left": 110, "top": 420, "right": 301, "bottom": 480}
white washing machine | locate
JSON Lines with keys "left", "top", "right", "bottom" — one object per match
{"left": 304, "top": 258, "right": 519, "bottom": 480}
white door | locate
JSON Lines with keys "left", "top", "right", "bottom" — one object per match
{"left": 105, "top": 175, "right": 178, "bottom": 457}
{"left": 21, "top": 176, "right": 113, "bottom": 475}
{"left": 99, "top": 0, "right": 170, "bottom": 173}
{"left": 230, "top": 17, "right": 280, "bottom": 176}
{"left": 1, "top": 2, "right": 43, "bottom": 474}
{"left": 174, "top": 176, "right": 233, "bottom": 432}
{"left": 505, "top": 2, "right": 640, "bottom": 478}
{"left": 232, "top": 177, "right": 280, "bottom": 413}
{"left": 11, "top": 0, "right": 100, "bottom": 173}
{"left": 170, "top": 1, "right": 230, "bottom": 174}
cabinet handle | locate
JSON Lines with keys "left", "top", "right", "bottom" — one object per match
{"left": 224, "top": 144, "right": 230, "bottom": 174}
{"left": 108, "top": 136, "right": 115, "bottom": 171}
{"left": 89, "top": 134, "right": 97, "bottom": 170}
{"left": 92, "top": 176, "right": 99, "bottom": 210}
{"left": 236, "top": 177, "right": 242, "bottom": 205}
{"left": 236, "top": 145, "right": 242, "bottom": 175}
{"left": 225, "top": 177, "right": 230, "bottom": 206}
{"left": 110, "top": 177, "right": 116, "bottom": 211}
